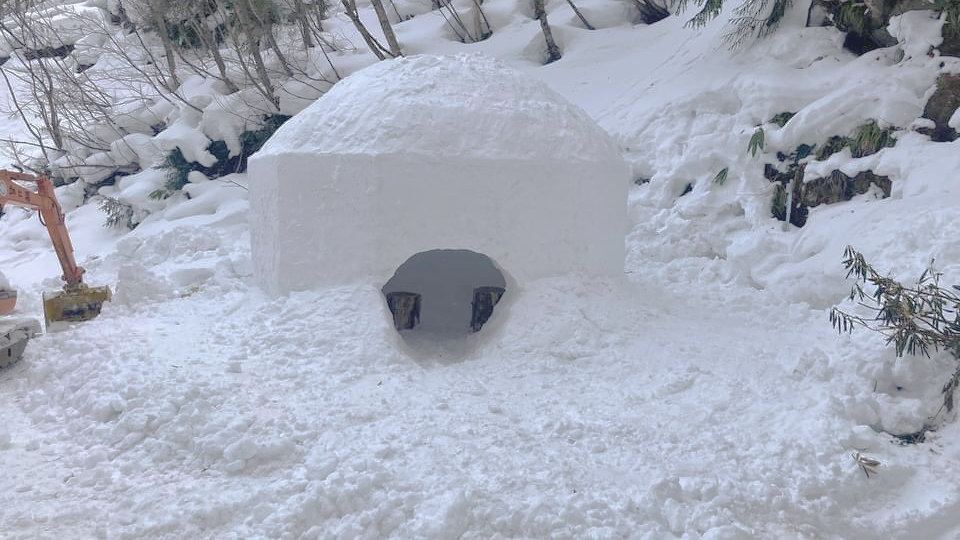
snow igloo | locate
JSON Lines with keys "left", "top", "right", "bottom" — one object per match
{"left": 249, "top": 54, "right": 628, "bottom": 337}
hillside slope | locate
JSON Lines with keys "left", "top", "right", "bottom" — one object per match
{"left": 0, "top": 0, "right": 959, "bottom": 538}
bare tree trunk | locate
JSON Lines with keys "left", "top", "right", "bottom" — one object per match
{"left": 0, "top": 4, "right": 133, "bottom": 177}
{"left": 341, "top": 0, "right": 389, "bottom": 60}
{"left": 243, "top": 46, "right": 278, "bottom": 108}
{"left": 292, "top": 0, "right": 314, "bottom": 48}
{"left": 389, "top": 0, "right": 403, "bottom": 21}
{"left": 472, "top": 0, "right": 493, "bottom": 39}
{"left": 190, "top": 18, "right": 240, "bottom": 93}
{"left": 149, "top": 4, "right": 181, "bottom": 91}
{"left": 39, "top": 63, "right": 62, "bottom": 149}
{"left": 632, "top": 0, "right": 670, "bottom": 24}
{"left": 0, "top": 13, "right": 103, "bottom": 156}
{"left": 242, "top": 0, "right": 295, "bottom": 76}
{"left": 229, "top": 0, "right": 279, "bottom": 106}
{"left": 370, "top": 0, "right": 402, "bottom": 57}
{"left": 265, "top": 31, "right": 294, "bottom": 77}
{"left": 312, "top": 0, "right": 327, "bottom": 33}
{"left": 532, "top": 0, "right": 561, "bottom": 63}
{"left": 564, "top": 0, "right": 595, "bottom": 30}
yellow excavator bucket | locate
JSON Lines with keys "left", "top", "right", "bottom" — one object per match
{"left": 0, "top": 170, "right": 113, "bottom": 329}
{"left": 42, "top": 285, "right": 112, "bottom": 327}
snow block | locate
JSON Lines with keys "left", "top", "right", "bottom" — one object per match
{"left": 0, "top": 318, "right": 41, "bottom": 369}
{"left": 248, "top": 54, "right": 629, "bottom": 294}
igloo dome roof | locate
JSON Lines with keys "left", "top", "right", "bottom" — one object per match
{"left": 256, "top": 54, "right": 622, "bottom": 162}
{"left": 248, "top": 53, "right": 629, "bottom": 295}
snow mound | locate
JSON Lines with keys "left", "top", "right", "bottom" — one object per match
{"left": 255, "top": 53, "right": 622, "bottom": 161}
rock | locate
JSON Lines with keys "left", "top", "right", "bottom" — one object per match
{"left": 806, "top": 0, "right": 898, "bottom": 54}
{"left": 803, "top": 169, "right": 892, "bottom": 207}
{"left": 769, "top": 166, "right": 891, "bottom": 227}
{"left": 941, "top": 24, "right": 960, "bottom": 56}
{"left": 806, "top": 0, "right": 955, "bottom": 56}
{"left": 920, "top": 73, "right": 960, "bottom": 142}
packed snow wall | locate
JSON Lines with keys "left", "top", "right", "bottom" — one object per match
{"left": 248, "top": 54, "right": 629, "bottom": 295}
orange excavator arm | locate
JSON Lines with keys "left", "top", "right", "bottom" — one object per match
{"left": 0, "top": 170, "right": 85, "bottom": 287}
{"left": 0, "top": 169, "right": 111, "bottom": 326}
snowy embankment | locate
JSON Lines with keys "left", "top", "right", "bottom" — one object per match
{"left": 0, "top": 272, "right": 930, "bottom": 539}
{"left": 1, "top": 0, "right": 960, "bottom": 538}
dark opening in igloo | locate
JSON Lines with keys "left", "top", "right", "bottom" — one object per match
{"left": 382, "top": 250, "right": 506, "bottom": 340}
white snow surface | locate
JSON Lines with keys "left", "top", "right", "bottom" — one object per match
{"left": 249, "top": 54, "right": 628, "bottom": 294}
{"left": 256, "top": 54, "right": 623, "bottom": 161}
{"left": 1, "top": 0, "right": 960, "bottom": 539}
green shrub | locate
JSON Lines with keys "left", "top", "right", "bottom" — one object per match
{"left": 239, "top": 114, "right": 291, "bottom": 158}
{"left": 936, "top": 0, "right": 960, "bottom": 38}
{"left": 831, "top": 246, "right": 960, "bottom": 424}
{"left": 831, "top": 246, "right": 960, "bottom": 358}
{"left": 836, "top": 0, "right": 870, "bottom": 35}
{"left": 151, "top": 114, "right": 291, "bottom": 199}
{"left": 815, "top": 121, "right": 896, "bottom": 160}
{"left": 770, "top": 111, "right": 794, "bottom": 127}
{"left": 99, "top": 197, "right": 138, "bottom": 229}
{"left": 815, "top": 136, "right": 847, "bottom": 160}
{"left": 850, "top": 121, "right": 896, "bottom": 158}
{"left": 151, "top": 147, "right": 194, "bottom": 199}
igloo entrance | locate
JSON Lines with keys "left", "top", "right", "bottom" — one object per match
{"left": 382, "top": 250, "right": 507, "bottom": 340}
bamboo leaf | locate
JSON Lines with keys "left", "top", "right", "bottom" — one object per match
{"left": 713, "top": 167, "right": 729, "bottom": 185}
{"left": 747, "top": 128, "right": 765, "bottom": 157}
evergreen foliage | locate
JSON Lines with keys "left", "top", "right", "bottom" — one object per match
{"left": 771, "top": 181, "right": 788, "bottom": 219}
{"left": 632, "top": 0, "right": 671, "bottom": 23}
{"left": 166, "top": 19, "right": 215, "bottom": 50}
{"left": 151, "top": 114, "right": 291, "bottom": 199}
{"left": 679, "top": 0, "right": 724, "bottom": 29}
{"left": 98, "top": 197, "right": 139, "bottom": 229}
{"left": 676, "top": 0, "right": 792, "bottom": 47}
{"left": 153, "top": 147, "right": 194, "bottom": 199}
{"left": 724, "top": 0, "right": 792, "bottom": 47}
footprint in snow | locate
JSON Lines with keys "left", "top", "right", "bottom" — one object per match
{"left": 652, "top": 369, "right": 700, "bottom": 398}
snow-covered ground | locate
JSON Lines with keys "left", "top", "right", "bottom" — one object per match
{"left": 1, "top": 0, "right": 960, "bottom": 538}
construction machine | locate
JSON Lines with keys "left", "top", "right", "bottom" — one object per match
{"left": 0, "top": 169, "right": 111, "bottom": 327}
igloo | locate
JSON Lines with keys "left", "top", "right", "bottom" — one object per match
{"left": 248, "top": 54, "right": 628, "bottom": 315}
